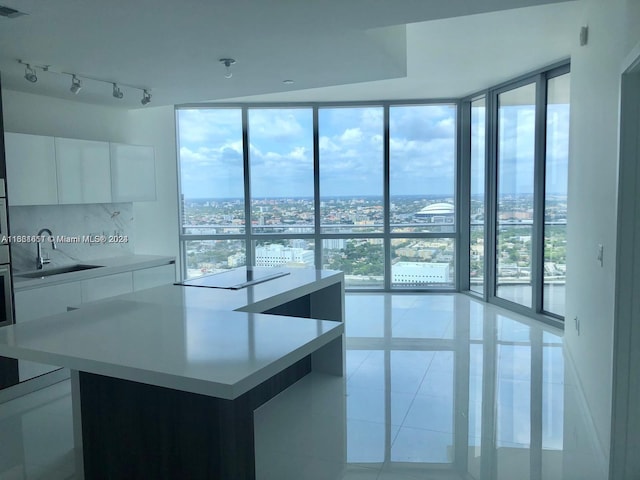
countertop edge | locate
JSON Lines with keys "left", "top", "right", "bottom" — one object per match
{"left": 12, "top": 255, "right": 175, "bottom": 291}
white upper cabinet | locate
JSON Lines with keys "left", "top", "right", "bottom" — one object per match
{"left": 4, "top": 132, "right": 58, "bottom": 206}
{"left": 55, "top": 138, "right": 112, "bottom": 204}
{"left": 4, "top": 133, "right": 156, "bottom": 205}
{"left": 110, "top": 143, "right": 156, "bottom": 202}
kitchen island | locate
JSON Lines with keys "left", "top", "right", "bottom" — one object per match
{"left": 0, "top": 267, "right": 345, "bottom": 480}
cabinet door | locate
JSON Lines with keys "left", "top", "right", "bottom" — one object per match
{"left": 55, "top": 138, "right": 111, "bottom": 204}
{"left": 81, "top": 272, "right": 133, "bottom": 303}
{"left": 14, "top": 282, "right": 82, "bottom": 381}
{"left": 110, "top": 143, "right": 156, "bottom": 202}
{"left": 133, "top": 264, "right": 176, "bottom": 291}
{"left": 4, "top": 132, "right": 58, "bottom": 206}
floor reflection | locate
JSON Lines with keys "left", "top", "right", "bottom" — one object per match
{"left": 1, "top": 293, "right": 599, "bottom": 480}
{"left": 341, "top": 293, "right": 564, "bottom": 480}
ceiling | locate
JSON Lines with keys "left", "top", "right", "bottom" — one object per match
{"left": 0, "top": 0, "right": 580, "bottom": 108}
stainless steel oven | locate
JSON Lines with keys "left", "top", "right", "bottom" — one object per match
{"left": 0, "top": 179, "right": 12, "bottom": 327}
{"left": 0, "top": 180, "right": 7, "bottom": 237}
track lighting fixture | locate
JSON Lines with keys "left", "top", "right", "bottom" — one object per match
{"left": 23, "top": 64, "right": 37, "bottom": 83}
{"left": 112, "top": 83, "right": 124, "bottom": 99}
{"left": 141, "top": 89, "right": 151, "bottom": 106}
{"left": 70, "top": 75, "right": 82, "bottom": 94}
{"left": 220, "top": 58, "right": 236, "bottom": 79}
{"left": 17, "top": 59, "right": 151, "bottom": 105}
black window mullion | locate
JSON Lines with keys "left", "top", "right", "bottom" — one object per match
{"left": 242, "top": 107, "right": 253, "bottom": 266}
{"left": 487, "top": 88, "right": 499, "bottom": 303}
{"left": 459, "top": 100, "right": 471, "bottom": 292}
{"left": 532, "top": 75, "right": 548, "bottom": 314}
{"left": 313, "top": 106, "right": 321, "bottom": 269}
{"left": 383, "top": 104, "right": 391, "bottom": 290}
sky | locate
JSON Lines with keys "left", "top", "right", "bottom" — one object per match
{"left": 178, "top": 105, "right": 458, "bottom": 199}
{"left": 177, "top": 90, "right": 568, "bottom": 200}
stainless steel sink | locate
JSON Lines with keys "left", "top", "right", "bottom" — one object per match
{"left": 16, "top": 264, "right": 103, "bottom": 279}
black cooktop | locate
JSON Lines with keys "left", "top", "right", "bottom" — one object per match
{"left": 175, "top": 267, "right": 289, "bottom": 290}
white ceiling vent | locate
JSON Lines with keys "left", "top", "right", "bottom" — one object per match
{"left": 0, "top": 5, "right": 27, "bottom": 18}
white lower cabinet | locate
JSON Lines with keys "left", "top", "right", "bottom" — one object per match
{"left": 81, "top": 272, "right": 133, "bottom": 303}
{"left": 14, "top": 282, "right": 82, "bottom": 381}
{"left": 133, "top": 264, "right": 175, "bottom": 291}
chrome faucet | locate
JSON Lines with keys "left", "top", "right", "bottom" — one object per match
{"left": 36, "top": 228, "right": 56, "bottom": 270}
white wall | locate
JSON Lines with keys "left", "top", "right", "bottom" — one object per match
{"left": 124, "top": 106, "right": 180, "bottom": 273}
{"left": 565, "top": 0, "right": 640, "bottom": 469}
{"left": 2, "top": 90, "right": 129, "bottom": 141}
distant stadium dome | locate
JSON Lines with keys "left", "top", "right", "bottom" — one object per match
{"left": 415, "top": 202, "right": 455, "bottom": 224}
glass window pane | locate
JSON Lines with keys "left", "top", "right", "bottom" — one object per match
{"left": 248, "top": 108, "right": 314, "bottom": 233}
{"left": 544, "top": 73, "right": 570, "bottom": 317}
{"left": 389, "top": 105, "right": 457, "bottom": 233}
{"left": 391, "top": 238, "right": 455, "bottom": 288}
{"left": 183, "top": 239, "right": 246, "bottom": 279}
{"left": 470, "top": 98, "right": 486, "bottom": 294}
{"left": 496, "top": 83, "right": 536, "bottom": 307}
{"left": 178, "top": 109, "right": 245, "bottom": 235}
{"left": 319, "top": 107, "right": 384, "bottom": 233}
{"left": 322, "top": 238, "right": 384, "bottom": 289}
{"left": 252, "top": 239, "right": 315, "bottom": 268}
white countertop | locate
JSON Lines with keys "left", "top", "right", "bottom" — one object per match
{"left": 108, "top": 267, "right": 343, "bottom": 313}
{"left": 12, "top": 255, "right": 175, "bottom": 291}
{"left": 0, "top": 299, "right": 343, "bottom": 399}
{"left": 1, "top": 268, "right": 345, "bottom": 398}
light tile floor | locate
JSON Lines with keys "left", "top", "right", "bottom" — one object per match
{"left": 0, "top": 293, "right": 604, "bottom": 479}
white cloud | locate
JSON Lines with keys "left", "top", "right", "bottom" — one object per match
{"left": 339, "top": 127, "right": 363, "bottom": 143}
{"left": 248, "top": 109, "right": 310, "bottom": 141}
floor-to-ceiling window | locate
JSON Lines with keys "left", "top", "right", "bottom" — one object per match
{"left": 177, "top": 102, "right": 457, "bottom": 290}
{"left": 319, "top": 106, "right": 385, "bottom": 288}
{"left": 495, "top": 82, "right": 537, "bottom": 308}
{"left": 463, "top": 63, "right": 569, "bottom": 323}
{"left": 542, "top": 73, "right": 570, "bottom": 317}
{"left": 176, "top": 62, "right": 568, "bottom": 320}
{"left": 177, "top": 108, "right": 247, "bottom": 277}
{"left": 389, "top": 105, "right": 457, "bottom": 289}
{"left": 469, "top": 98, "right": 487, "bottom": 295}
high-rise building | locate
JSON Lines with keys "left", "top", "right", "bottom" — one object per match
{"left": 255, "top": 244, "right": 314, "bottom": 267}
{"left": 392, "top": 261, "right": 450, "bottom": 284}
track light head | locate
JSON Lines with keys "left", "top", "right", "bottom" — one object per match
{"left": 112, "top": 83, "right": 124, "bottom": 99}
{"left": 140, "top": 89, "right": 151, "bottom": 106}
{"left": 24, "top": 64, "right": 37, "bottom": 83}
{"left": 70, "top": 75, "right": 82, "bottom": 94}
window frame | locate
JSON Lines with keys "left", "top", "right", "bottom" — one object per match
{"left": 460, "top": 61, "right": 570, "bottom": 327}
{"left": 176, "top": 100, "right": 460, "bottom": 292}
{"left": 175, "top": 60, "right": 570, "bottom": 325}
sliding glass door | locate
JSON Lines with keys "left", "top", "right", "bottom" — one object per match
{"left": 470, "top": 98, "right": 486, "bottom": 295}
{"left": 495, "top": 83, "right": 537, "bottom": 308}
{"left": 464, "top": 64, "right": 569, "bottom": 323}
{"left": 542, "top": 73, "right": 570, "bottom": 317}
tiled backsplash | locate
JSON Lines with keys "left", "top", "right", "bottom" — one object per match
{"left": 8, "top": 203, "right": 134, "bottom": 272}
